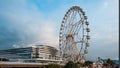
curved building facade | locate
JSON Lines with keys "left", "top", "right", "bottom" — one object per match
{"left": 36, "top": 45, "right": 60, "bottom": 60}
{"left": 0, "top": 45, "right": 62, "bottom": 63}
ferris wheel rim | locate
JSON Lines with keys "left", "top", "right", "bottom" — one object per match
{"left": 59, "top": 6, "right": 90, "bottom": 62}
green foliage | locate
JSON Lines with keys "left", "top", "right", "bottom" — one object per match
{"left": 78, "top": 63, "right": 86, "bottom": 67}
{"left": 84, "top": 60, "right": 93, "bottom": 66}
{"left": 64, "top": 61, "right": 80, "bottom": 68}
{"left": 102, "top": 58, "right": 115, "bottom": 67}
{"left": 64, "top": 60, "right": 93, "bottom": 68}
{"left": 0, "top": 58, "right": 9, "bottom": 61}
{"left": 103, "top": 63, "right": 109, "bottom": 66}
{"left": 106, "top": 58, "right": 115, "bottom": 65}
{"left": 46, "top": 63, "right": 61, "bottom": 68}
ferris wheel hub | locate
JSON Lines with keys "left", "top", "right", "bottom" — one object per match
{"left": 66, "top": 34, "right": 74, "bottom": 39}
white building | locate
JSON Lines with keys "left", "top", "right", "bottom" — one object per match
{"left": 0, "top": 45, "right": 62, "bottom": 63}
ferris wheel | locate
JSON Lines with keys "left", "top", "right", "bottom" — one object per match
{"left": 59, "top": 6, "right": 90, "bottom": 63}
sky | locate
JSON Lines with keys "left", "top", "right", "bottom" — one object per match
{"left": 0, "top": 0, "right": 119, "bottom": 61}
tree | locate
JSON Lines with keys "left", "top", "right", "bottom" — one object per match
{"left": 64, "top": 61, "right": 79, "bottom": 68}
{"left": 106, "top": 58, "right": 115, "bottom": 65}
{"left": 103, "top": 58, "right": 115, "bottom": 67}
{"left": 46, "top": 63, "right": 61, "bottom": 68}
{"left": 85, "top": 60, "right": 93, "bottom": 66}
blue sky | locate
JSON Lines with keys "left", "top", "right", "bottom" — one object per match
{"left": 0, "top": 0, "right": 118, "bottom": 61}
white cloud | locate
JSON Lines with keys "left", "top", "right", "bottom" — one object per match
{"left": 11, "top": 13, "right": 59, "bottom": 48}
{"left": 0, "top": 0, "right": 59, "bottom": 48}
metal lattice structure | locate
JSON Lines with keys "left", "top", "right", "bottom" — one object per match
{"left": 59, "top": 6, "right": 90, "bottom": 63}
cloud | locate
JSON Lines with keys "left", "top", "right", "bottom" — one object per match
{"left": 0, "top": 0, "right": 59, "bottom": 49}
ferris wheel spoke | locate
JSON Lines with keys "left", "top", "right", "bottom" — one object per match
{"left": 69, "top": 12, "right": 77, "bottom": 33}
{"left": 73, "top": 19, "right": 82, "bottom": 26}
{"left": 77, "top": 34, "right": 83, "bottom": 41}
{"left": 74, "top": 23, "right": 82, "bottom": 34}
{"left": 69, "top": 24, "right": 76, "bottom": 34}
{"left": 59, "top": 6, "right": 90, "bottom": 63}
{"left": 69, "top": 11, "right": 77, "bottom": 25}
{"left": 65, "top": 11, "right": 77, "bottom": 34}
{"left": 72, "top": 20, "right": 83, "bottom": 34}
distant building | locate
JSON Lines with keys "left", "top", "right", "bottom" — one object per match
{"left": 0, "top": 45, "right": 62, "bottom": 63}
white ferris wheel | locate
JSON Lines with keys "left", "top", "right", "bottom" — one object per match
{"left": 59, "top": 6, "right": 90, "bottom": 63}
